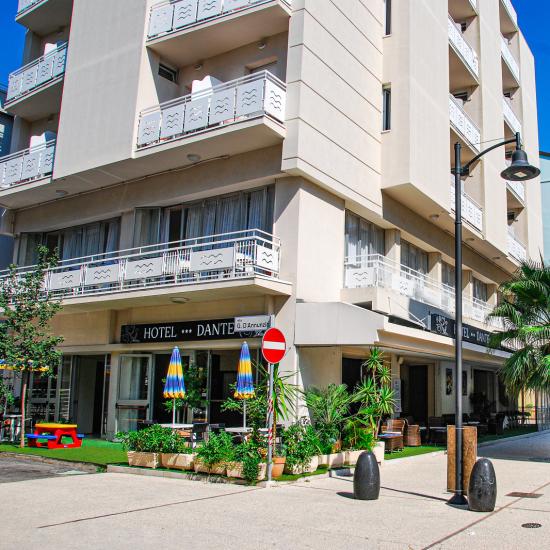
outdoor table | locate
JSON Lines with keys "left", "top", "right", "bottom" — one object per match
{"left": 225, "top": 427, "right": 252, "bottom": 434}
{"left": 159, "top": 424, "right": 193, "bottom": 429}
{"left": 27, "top": 423, "right": 83, "bottom": 449}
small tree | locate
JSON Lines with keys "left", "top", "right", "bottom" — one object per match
{"left": 0, "top": 246, "right": 63, "bottom": 447}
{"left": 164, "top": 362, "right": 207, "bottom": 422}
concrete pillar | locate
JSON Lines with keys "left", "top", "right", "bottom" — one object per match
{"left": 487, "top": 283, "right": 498, "bottom": 306}
{"left": 385, "top": 228, "right": 401, "bottom": 264}
{"left": 106, "top": 352, "right": 120, "bottom": 439}
{"left": 428, "top": 252, "right": 442, "bottom": 282}
{"left": 462, "top": 269, "right": 473, "bottom": 298}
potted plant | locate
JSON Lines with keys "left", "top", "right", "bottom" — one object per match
{"left": 282, "top": 421, "right": 320, "bottom": 475}
{"left": 159, "top": 430, "right": 196, "bottom": 470}
{"left": 195, "top": 432, "right": 234, "bottom": 475}
{"left": 226, "top": 438, "right": 267, "bottom": 483}
{"left": 117, "top": 424, "right": 169, "bottom": 469}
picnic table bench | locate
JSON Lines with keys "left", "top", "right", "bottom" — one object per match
{"left": 26, "top": 423, "right": 85, "bottom": 449}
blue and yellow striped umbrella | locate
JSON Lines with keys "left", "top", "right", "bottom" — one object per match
{"left": 234, "top": 341, "right": 255, "bottom": 400}
{"left": 164, "top": 347, "right": 186, "bottom": 399}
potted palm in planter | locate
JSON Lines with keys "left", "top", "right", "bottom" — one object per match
{"left": 159, "top": 430, "right": 196, "bottom": 470}
{"left": 195, "top": 432, "right": 234, "bottom": 475}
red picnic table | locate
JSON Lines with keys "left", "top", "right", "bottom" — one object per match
{"left": 26, "top": 423, "right": 84, "bottom": 449}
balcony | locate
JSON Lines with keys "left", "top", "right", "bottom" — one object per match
{"left": 16, "top": 0, "right": 73, "bottom": 37}
{"left": 147, "top": 0, "right": 292, "bottom": 67}
{"left": 0, "top": 140, "right": 55, "bottom": 193}
{"left": 507, "top": 230, "right": 527, "bottom": 262}
{"left": 450, "top": 179, "right": 483, "bottom": 232}
{"left": 2, "top": 230, "right": 290, "bottom": 310}
{"left": 343, "top": 255, "right": 502, "bottom": 330}
{"left": 499, "top": 0, "right": 518, "bottom": 35}
{"left": 449, "top": 95, "right": 480, "bottom": 154}
{"left": 501, "top": 36, "right": 520, "bottom": 89}
{"left": 136, "top": 71, "right": 286, "bottom": 168}
{"left": 5, "top": 43, "right": 67, "bottom": 121}
{"left": 448, "top": 15, "right": 479, "bottom": 87}
{"left": 503, "top": 97, "right": 521, "bottom": 136}
{"left": 448, "top": 0, "right": 477, "bottom": 22}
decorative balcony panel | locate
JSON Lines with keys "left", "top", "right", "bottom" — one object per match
{"left": 6, "top": 43, "right": 67, "bottom": 103}
{"left": 17, "top": 0, "right": 41, "bottom": 14}
{"left": 449, "top": 95, "right": 480, "bottom": 152}
{"left": 503, "top": 98, "right": 521, "bottom": 134}
{"left": 0, "top": 140, "right": 56, "bottom": 189}
{"left": 148, "top": 0, "right": 291, "bottom": 39}
{"left": 506, "top": 180, "right": 525, "bottom": 202}
{"left": 344, "top": 254, "right": 502, "bottom": 330}
{"left": 469, "top": 0, "right": 477, "bottom": 9}
{"left": 448, "top": 15, "right": 479, "bottom": 77}
{"left": 2, "top": 230, "right": 281, "bottom": 300}
{"left": 137, "top": 71, "right": 286, "bottom": 148}
{"left": 501, "top": 36, "right": 520, "bottom": 82}
{"left": 508, "top": 231, "right": 527, "bottom": 262}
{"left": 501, "top": 0, "right": 518, "bottom": 27}
{"left": 450, "top": 181, "right": 483, "bottom": 231}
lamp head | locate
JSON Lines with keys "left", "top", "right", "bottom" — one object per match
{"left": 501, "top": 149, "right": 541, "bottom": 181}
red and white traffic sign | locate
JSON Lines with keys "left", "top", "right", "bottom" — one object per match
{"left": 262, "top": 328, "right": 286, "bottom": 364}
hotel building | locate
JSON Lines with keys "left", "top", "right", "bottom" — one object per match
{"left": 0, "top": 0, "right": 543, "bottom": 437}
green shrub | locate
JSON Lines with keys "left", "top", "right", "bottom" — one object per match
{"left": 116, "top": 425, "right": 192, "bottom": 454}
{"left": 196, "top": 432, "right": 235, "bottom": 467}
{"left": 282, "top": 421, "right": 321, "bottom": 471}
{"left": 234, "top": 439, "right": 263, "bottom": 483}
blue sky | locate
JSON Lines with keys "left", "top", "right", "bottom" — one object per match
{"left": 0, "top": 0, "right": 549, "bottom": 150}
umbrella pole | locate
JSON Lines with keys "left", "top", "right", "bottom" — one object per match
{"left": 172, "top": 398, "right": 176, "bottom": 428}
{"left": 243, "top": 401, "right": 247, "bottom": 431}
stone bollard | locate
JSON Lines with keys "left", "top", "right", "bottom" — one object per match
{"left": 468, "top": 458, "right": 497, "bottom": 512}
{"left": 353, "top": 451, "right": 380, "bottom": 500}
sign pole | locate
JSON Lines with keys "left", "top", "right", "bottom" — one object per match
{"left": 267, "top": 362, "right": 275, "bottom": 483}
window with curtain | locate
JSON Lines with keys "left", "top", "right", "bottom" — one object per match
{"left": 18, "top": 218, "right": 120, "bottom": 266}
{"left": 442, "top": 262, "right": 455, "bottom": 289}
{"left": 473, "top": 277, "right": 488, "bottom": 302}
{"left": 345, "top": 211, "right": 385, "bottom": 264}
{"left": 401, "top": 240, "right": 428, "bottom": 275}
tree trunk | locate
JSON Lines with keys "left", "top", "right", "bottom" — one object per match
{"left": 20, "top": 371, "right": 28, "bottom": 448}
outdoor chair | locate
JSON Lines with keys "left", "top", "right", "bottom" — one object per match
{"left": 191, "top": 422, "right": 208, "bottom": 448}
{"left": 404, "top": 423, "right": 421, "bottom": 447}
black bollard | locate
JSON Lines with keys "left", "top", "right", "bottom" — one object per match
{"left": 468, "top": 458, "right": 497, "bottom": 512}
{"left": 353, "top": 451, "right": 380, "bottom": 500}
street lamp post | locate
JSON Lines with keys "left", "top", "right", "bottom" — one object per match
{"left": 448, "top": 132, "right": 540, "bottom": 506}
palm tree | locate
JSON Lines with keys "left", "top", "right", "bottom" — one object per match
{"left": 488, "top": 260, "right": 550, "bottom": 416}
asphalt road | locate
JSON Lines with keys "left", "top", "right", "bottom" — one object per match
{"left": 0, "top": 454, "right": 89, "bottom": 483}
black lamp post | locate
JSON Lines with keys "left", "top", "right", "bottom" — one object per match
{"left": 449, "top": 132, "right": 540, "bottom": 506}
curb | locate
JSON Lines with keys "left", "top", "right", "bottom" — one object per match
{"left": 0, "top": 452, "right": 101, "bottom": 473}
{"left": 477, "top": 429, "right": 547, "bottom": 449}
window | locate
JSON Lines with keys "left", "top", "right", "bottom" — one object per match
{"left": 382, "top": 85, "right": 391, "bottom": 131}
{"left": 401, "top": 240, "right": 428, "bottom": 275}
{"left": 384, "top": 0, "right": 392, "bottom": 35}
{"left": 345, "top": 212, "right": 385, "bottom": 264}
{"left": 158, "top": 63, "right": 178, "bottom": 83}
{"left": 473, "top": 277, "right": 488, "bottom": 302}
{"left": 442, "top": 262, "right": 456, "bottom": 289}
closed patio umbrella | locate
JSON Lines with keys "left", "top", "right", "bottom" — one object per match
{"left": 163, "top": 347, "right": 186, "bottom": 428}
{"left": 235, "top": 341, "right": 255, "bottom": 430}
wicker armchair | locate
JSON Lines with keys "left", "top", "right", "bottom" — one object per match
{"left": 404, "top": 423, "right": 421, "bottom": 446}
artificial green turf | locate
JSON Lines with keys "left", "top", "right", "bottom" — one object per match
{"left": 0, "top": 438, "right": 128, "bottom": 466}
{"left": 385, "top": 445, "right": 444, "bottom": 460}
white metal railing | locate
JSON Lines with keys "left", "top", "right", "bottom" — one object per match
{"left": 507, "top": 230, "right": 526, "bottom": 262}
{"left": 344, "top": 254, "right": 503, "bottom": 329}
{"left": 503, "top": 97, "right": 521, "bottom": 134}
{"left": 449, "top": 95, "right": 481, "bottom": 152}
{"left": 17, "top": 0, "right": 42, "bottom": 15}
{"left": 0, "top": 140, "right": 56, "bottom": 189}
{"left": 1, "top": 230, "right": 281, "bottom": 300}
{"left": 504, "top": 160, "right": 525, "bottom": 201}
{"left": 450, "top": 178, "right": 483, "bottom": 231}
{"left": 6, "top": 43, "right": 67, "bottom": 102}
{"left": 148, "top": 0, "right": 291, "bottom": 39}
{"left": 501, "top": 0, "right": 518, "bottom": 27}
{"left": 501, "top": 35, "right": 520, "bottom": 82}
{"left": 137, "top": 71, "right": 286, "bottom": 148}
{"left": 469, "top": 0, "right": 477, "bottom": 10}
{"left": 448, "top": 15, "right": 479, "bottom": 77}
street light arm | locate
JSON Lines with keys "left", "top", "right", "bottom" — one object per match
{"left": 459, "top": 133, "right": 520, "bottom": 176}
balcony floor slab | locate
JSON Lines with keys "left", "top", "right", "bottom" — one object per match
{"left": 16, "top": 0, "right": 73, "bottom": 36}
{"left": 4, "top": 77, "right": 63, "bottom": 121}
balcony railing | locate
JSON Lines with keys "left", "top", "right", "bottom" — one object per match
{"left": 450, "top": 179, "right": 483, "bottom": 231}
{"left": 505, "top": 160, "right": 525, "bottom": 202}
{"left": 6, "top": 43, "right": 67, "bottom": 103}
{"left": 137, "top": 71, "right": 286, "bottom": 148}
{"left": 1, "top": 230, "right": 281, "bottom": 300}
{"left": 0, "top": 140, "right": 56, "bottom": 189}
{"left": 148, "top": 0, "right": 291, "bottom": 39}
{"left": 501, "top": 0, "right": 518, "bottom": 26}
{"left": 468, "top": 0, "right": 477, "bottom": 9}
{"left": 449, "top": 95, "right": 480, "bottom": 152}
{"left": 501, "top": 35, "right": 520, "bottom": 82}
{"left": 507, "top": 230, "right": 526, "bottom": 262}
{"left": 17, "top": 0, "right": 42, "bottom": 15}
{"left": 344, "top": 254, "right": 502, "bottom": 329}
{"left": 503, "top": 97, "right": 521, "bottom": 134}
{"left": 448, "top": 15, "right": 479, "bottom": 77}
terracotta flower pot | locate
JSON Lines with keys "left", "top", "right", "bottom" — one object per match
{"left": 271, "top": 456, "right": 286, "bottom": 478}
{"left": 160, "top": 453, "right": 196, "bottom": 470}
{"left": 127, "top": 451, "right": 159, "bottom": 469}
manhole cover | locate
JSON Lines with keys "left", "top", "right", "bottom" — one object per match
{"left": 507, "top": 492, "right": 543, "bottom": 499}
{"left": 522, "top": 523, "right": 542, "bottom": 529}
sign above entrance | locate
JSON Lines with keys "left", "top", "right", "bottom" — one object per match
{"left": 430, "top": 314, "right": 491, "bottom": 347}
{"left": 121, "top": 316, "right": 272, "bottom": 344}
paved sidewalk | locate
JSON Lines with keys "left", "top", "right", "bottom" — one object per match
{"left": 0, "top": 432, "right": 548, "bottom": 549}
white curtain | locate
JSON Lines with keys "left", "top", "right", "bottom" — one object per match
{"left": 133, "top": 208, "right": 161, "bottom": 248}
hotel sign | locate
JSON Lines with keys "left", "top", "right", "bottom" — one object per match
{"left": 430, "top": 314, "right": 491, "bottom": 347}
{"left": 121, "top": 316, "right": 272, "bottom": 344}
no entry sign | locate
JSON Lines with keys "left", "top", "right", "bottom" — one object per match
{"left": 261, "top": 328, "right": 286, "bottom": 364}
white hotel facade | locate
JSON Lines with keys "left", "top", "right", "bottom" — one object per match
{"left": 0, "top": 0, "right": 543, "bottom": 437}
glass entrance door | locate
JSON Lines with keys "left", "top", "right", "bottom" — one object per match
{"left": 116, "top": 355, "right": 152, "bottom": 432}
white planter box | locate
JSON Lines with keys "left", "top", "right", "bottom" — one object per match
{"left": 226, "top": 462, "right": 267, "bottom": 481}
{"left": 317, "top": 452, "right": 345, "bottom": 469}
{"left": 284, "top": 455, "right": 319, "bottom": 475}
{"left": 160, "top": 453, "right": 196, "bottom": 470}
{"left": 344, "top": 450, "right": 364, "bottom": 466}
{"left": 127, "top": 451, "right": 159, "bottom": 469}
{"left": 373, "top": 442, "right": 385, "bottom": 465}
{"left": 194, "top": 459, "right": 226, "bottom": 475}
